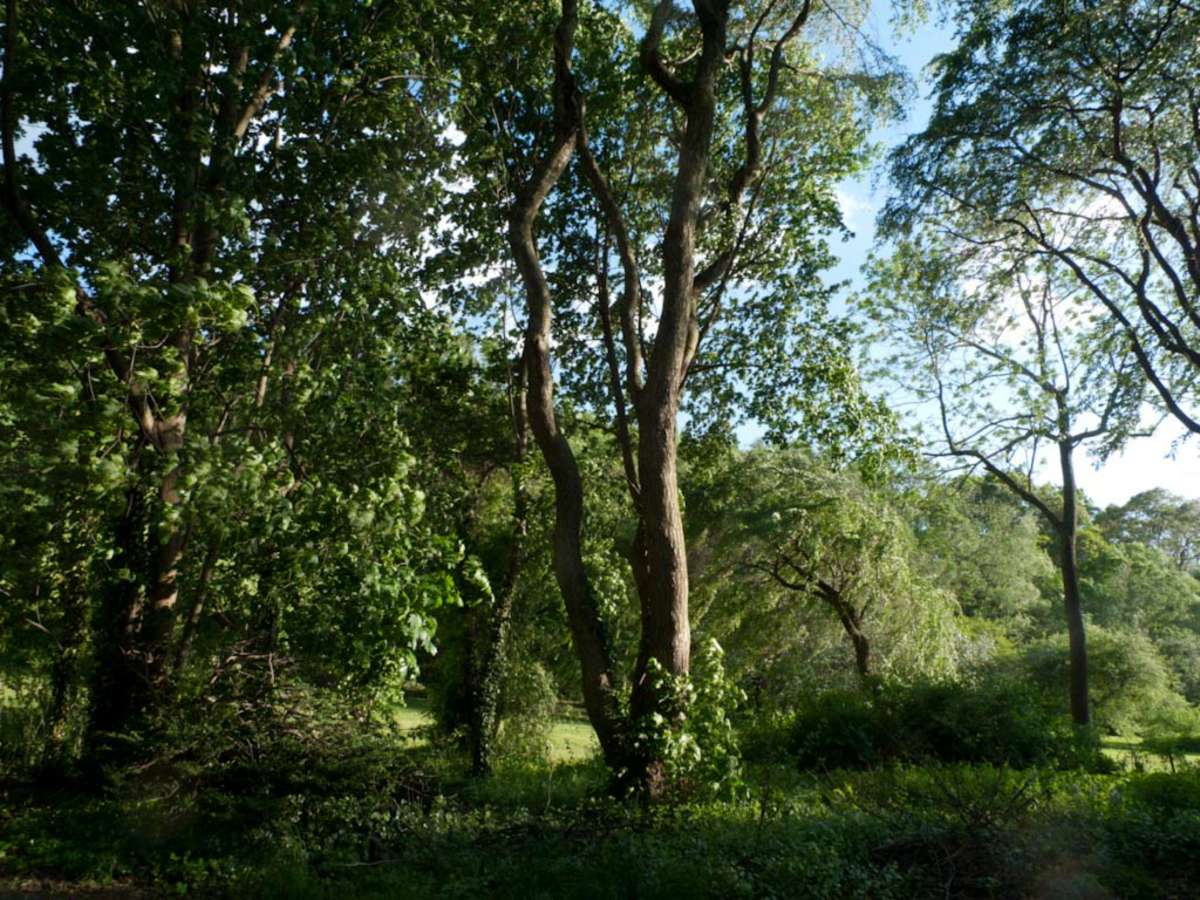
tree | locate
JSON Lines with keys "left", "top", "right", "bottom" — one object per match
{"left": 1024, "top": 625, "right": 1185, "bottom": 735}
{"left": 867, "top": 242, "right": 1147, "bottom": 724}
{"left": 901, "top": 474, "right": 1055, "bottom": 637}
{"left": 474, "top": 0, "right": 897, "bottom": 791}
{"left": 0, "top": 0, "right": 457, "bottom": 766}
{"left": 687, "top": 446, "right": 960, "bottom": 695}
{"left": 884, "top": 0, "right": 1200, "bottom": 435}
{"left": 399, "top": 336, "right": 536, "bottom": 776}
{"left": 1095, "top": 489, "right": 1200, "bottom": 573}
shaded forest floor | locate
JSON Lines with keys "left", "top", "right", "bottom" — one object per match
{"left": 1, "top": 718, "right": 1198, "bottom": 900}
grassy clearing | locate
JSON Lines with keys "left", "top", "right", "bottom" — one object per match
{"left": 1102, "top": 735, "right": 1200, "bottom": 772}
{"left": 393, "top": 697, "right": 600, "bottom": 763}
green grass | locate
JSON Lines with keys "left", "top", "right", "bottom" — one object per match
{"left": 393, "top": 698, "right": 429, "bottom": 736}
{"left": 545, "top": 715, "right": 599, "bottom": 763}
{"left": 1102, "top": 735, "right": 1200, "bottom": 772}
{"left": 6, "top": 759, "right": 1200, "bottom": 899}
{"left": 393, "top": 696, "right": 599, "bottom": 763}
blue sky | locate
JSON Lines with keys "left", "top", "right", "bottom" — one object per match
{"left": 815, "top": 8, "right": 1200, "bottom": 508}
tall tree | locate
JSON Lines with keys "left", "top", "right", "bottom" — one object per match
{"left": 0, "top": 0, "right": 455, "bottom": 765}
{"left": 868, "top": 242, "right": 1147, "bottom": 724}
{"left": 494, "top": 0, "right": 893, "bottom": 789}
{"left": 883, "top": 0, "right": 1200, "bottom": 435}
{"left": 1095, "top": 489, "right": 1200, "bottom": 573}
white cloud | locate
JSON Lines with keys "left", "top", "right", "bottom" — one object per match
{"left": 835, "top": 186, "right": 876, "bottom": 231}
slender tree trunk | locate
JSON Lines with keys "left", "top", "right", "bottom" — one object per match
{"left": 141, "top": 458, "right": 188, "bottom": 693}
{"left": 470, "top": 474, "right": 526, "bottom": 776}
{"left": 470, "top": 359, "right": 531, "bottom": 776}
{"left": 1058, "top": 438, "right": 1090, "bottom": 725}
{"left": 509, "top": 0, "right": 629, "bottom": 771}
{"left": 172, "top": 541, "right": 220, "bottom": 676}
{"left": 841, "top": 612, "right": 872, "bottom": 682}
{"left": 813, "top": 581, "right": 872, "bottom": 682}
{"left": 44, "top": 580, "right": 88, "bottom": 764}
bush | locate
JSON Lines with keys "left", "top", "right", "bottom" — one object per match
{"left": 423, "top": 632, "right": 558, "bottom": 766}
{"left": 493, "top": 659, "right": 558, "bottom": 762}
{"left": 1023, "top": 626, "right": 1185, "bottom": 735}
{"left": 632, "top": 639, "right": 745, "bottom": 799}
{"left": 1101, "top": 772, "right": 1200, "bottom": 895}
{"left": 785, "top": 677, "right": 1105, "bottom": 771}
{"left": 787, "top": 689, "right": 888, "bottom": 769}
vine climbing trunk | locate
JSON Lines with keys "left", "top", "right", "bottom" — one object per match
{"left": 469, "top": 357, "right": 530, "bottom": 776}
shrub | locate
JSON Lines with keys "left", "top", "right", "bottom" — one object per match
{"left": 632, "top": 639, "right": 746, "bottom": 799}
{"left": 423, "top": 636, "right": 558, "bottom": 766}
{"left": 1023, "top": 626, "right": 1185, "bottom": 735}
{"left": 788, "top": 689, "right": 889, "bottom": 769}
{"left": 493, "top": 659, "right": 558, "bottom": 762}
{"left": 1101, "top": 772, "right": 1200, "bottom": 894}
{"left": 786, "top": 677, "right": 1105, "bottom": 771}
{"left": 889, "top": 677, "right": 1101, "bottom": 769}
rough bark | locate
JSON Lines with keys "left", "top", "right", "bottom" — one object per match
{"left": 512, "top": 0, "right": 815, "bottom": 793}
{"left": 627, "top": 0, "right": 729, "bottom": 724}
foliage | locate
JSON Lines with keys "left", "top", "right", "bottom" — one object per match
{"left": 883, "top": 0, "right": 1200, "bottom": 435}
{"left": 630, "top": 640, "right": 746, "bottom": 801}
{"left": 689, "top": 447, "right": 961, "bottom": 697}
{"left": 1022, "top": 626, "right": 1187, "bottom": 735}
{"left": 902, "top": 475, "right": 1055, "bottom": 636}
{"left": 2, "top": 2, "right": 1200, "bottom": 896}
{"left": 1096, "top": 489, "right": 1200, "bottom": 574}
{"left": 785, "top": 676, "right": 1105, "bottom": 771}
{"left": 1139, "top": 706, "right": 1200, "bottom": 768}
{"left": 0, "top": 0, "right": 462, "bottom": 767}
{"left": 5, "top": 730, "right": 1200, "bottom": 900}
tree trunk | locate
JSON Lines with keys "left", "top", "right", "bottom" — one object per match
{"left": 172, "top": 540, "right": 220, "bottom": 676}
{"left": 44, "top": 580, "right": 88, "bottom": 765}
{"left": 1058, "top": 438, "right": 1090, "bottom": 725}
{"left": 629, "top": 407, "right": 690, "bottom": 720}
{"left": 848, "top": 623, "right": 872, "bottom": 681}
{"left": 470, "top": 359, "right": 531, "bottom": 776}
{"left": 140, "top": 460, "right": 187, "bottom": 693}
{"left": 508, "top": 0, "right": 628, "bottom": 770}
{"left": 627, "top": 0, "right": 727, "bottom": 727}
{"left": 814, "top": 580, "right": 872, "bottom": 682}
{"left": 86, "top": 485, "right": 149, "bottom": 768}
{"left": 469, "top": 477, "right": 524, "bottom": 776}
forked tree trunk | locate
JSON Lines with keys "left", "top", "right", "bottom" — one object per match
{"left": 509, "top": 0, "right": 797, "bottom": 794}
